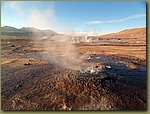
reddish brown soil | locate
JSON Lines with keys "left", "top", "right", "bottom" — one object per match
{"left": 1, "top": 32, "right": 147, "bottom": 110}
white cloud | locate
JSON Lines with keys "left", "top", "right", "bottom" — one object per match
{"left": 28, "top": 8, "right": 56, "bottom": 29}
{"left": 8, "top": 1, "right": 23, "bottom": 14}
{"left": 86, "top": 14, "right": 146, "bottom": 24}
{"left": 6, "top": 1, "right": 58, "bottom": 30}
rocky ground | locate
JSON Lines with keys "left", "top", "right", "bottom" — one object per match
{"left": 1, "top": 36, "right": 147, "bottom": 110}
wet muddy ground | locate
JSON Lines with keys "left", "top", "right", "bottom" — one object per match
{"left": 1, "top": 37, "right": 147, "bottom": 110}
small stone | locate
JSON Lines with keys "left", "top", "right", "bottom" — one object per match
{"left": 105, "top": 65, "right": 111, "bottom": 69}
{"left": 14, "top": 84, "right": 23, "bottom": 91}
{"left": 62, "top": 104, "right": 67, "bottom": 110}
{"left": 95, "top": 66, "right": 99, "bottom": 68}
{"left": 11, "top": 45, "right": 15, "bottom": 47}
{"left": 24, "top": 63, "right": 31, "bottom": 65}
{"left": 87, "top": 56, "right": 92, "bottom": 60}
{"left": 25, "top": 94, "right": 32, "bottom": 99}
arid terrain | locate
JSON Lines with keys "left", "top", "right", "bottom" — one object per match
{"left": 1, "top": 27, "right": 147, "bottom": 110}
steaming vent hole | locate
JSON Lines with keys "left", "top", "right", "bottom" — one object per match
{"left": 79, "top": 65, "right": 107, "bottom": 79}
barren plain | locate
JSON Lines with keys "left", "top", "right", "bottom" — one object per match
{"left": 1, "top": 28, "right": 146, "bottom": 110}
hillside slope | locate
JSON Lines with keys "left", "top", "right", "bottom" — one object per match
{"left": 100, "top": 28, "right": 146, "bottom": 38}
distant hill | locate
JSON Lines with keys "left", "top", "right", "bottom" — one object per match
{"left": 1, "top": 26, "right": 58, "bottom": 37}
{"left": 99, "top": 28, "right": 146, "bottom": 39}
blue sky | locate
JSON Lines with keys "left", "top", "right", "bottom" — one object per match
{"left": 1, "top": 1, "right": 146, "bottom": 34}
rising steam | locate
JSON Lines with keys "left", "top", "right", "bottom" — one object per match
{"left": 27, "top": 6, "right": 89, "bottom": 70}
{"left": 42, "top": 34, "right": 86, "bottom": 70}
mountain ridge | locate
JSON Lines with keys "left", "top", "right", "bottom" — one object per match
{"left": 1, "top": 26, "right": 146, "bottom": 38}
{"left": 1, "top": 26, "right": 57, "bottom": 37}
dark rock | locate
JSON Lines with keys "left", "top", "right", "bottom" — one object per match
{"left": 25, "top": 94, "right": 32, "bottom": 99}
{"left": 14, "top": 84, "right": 23, "bottom": 91}
{"left": 11, "top": 45, "right": 15, "bottom": 47}
{"left": 24, "top": 63, "right": 31, "bottom": 65}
